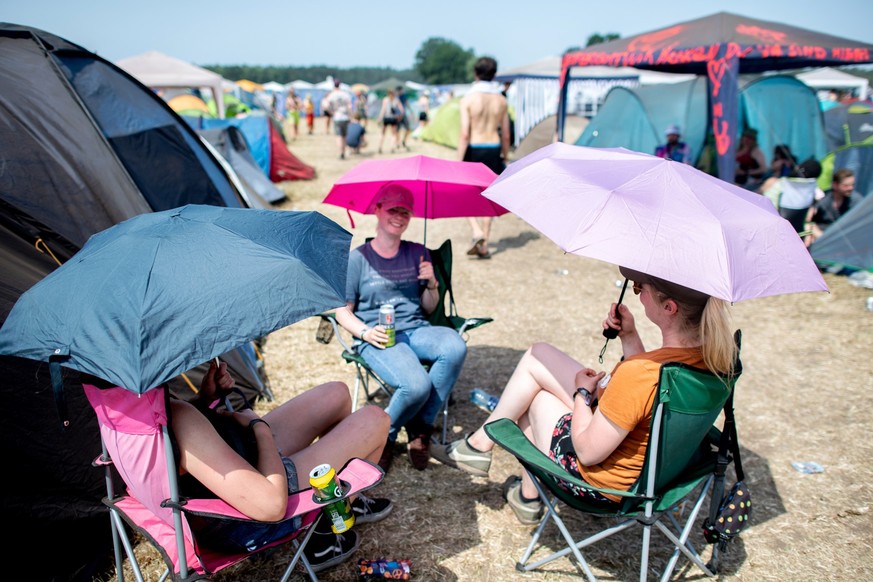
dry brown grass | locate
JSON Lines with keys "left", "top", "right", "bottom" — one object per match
{"left": 120, "top": 118, "right": 873, "bottom": 581}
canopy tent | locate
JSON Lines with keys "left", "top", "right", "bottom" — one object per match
{"left": 559, "top": 11, "right": 873, "bottom": 182}
{"left": 0, "top": 22, "right": 270, "bottom": 579}
{"left": 116, "top": 50, "right": 226, "bottom": 118}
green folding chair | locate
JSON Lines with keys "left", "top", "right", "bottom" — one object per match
{"left": 484, "top": 355, "right": 742, "bottom": 581}
{"left": 316, "top": 239, "right": 492, "bottom": 443}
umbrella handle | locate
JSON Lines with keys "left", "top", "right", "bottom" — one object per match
{"left": 599, "top": 278, "right": 629, "bottom": 363}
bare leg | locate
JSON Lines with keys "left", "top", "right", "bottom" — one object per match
{"left": 466, "top": 342, "right": 583, "bottom": 452}
{"left": 518, "top": 390, "right": 570, "bottom": 498}
{"left": 264, "top": 381, "right": 389, "bottom": 477}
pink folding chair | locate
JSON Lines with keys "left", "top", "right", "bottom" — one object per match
{"left": 84, "top": 383, "right": 384, "bottom": 581}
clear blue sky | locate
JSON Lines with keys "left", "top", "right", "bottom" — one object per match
{"left": 5, "top": 1, "right": 873, "bottom": 72}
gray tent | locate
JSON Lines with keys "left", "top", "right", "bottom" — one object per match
{"left": 810, "top": 189, "right": 873, "bottom": 271}
{"left": 0, "top": 23, "right": 267, "bottom": 579}
{"left": 199, "top": 126, "right": 286, "bottom": 204}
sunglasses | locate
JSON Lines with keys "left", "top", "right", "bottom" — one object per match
{"left": 632, "top": 281, "right": 643, "bottom": 295}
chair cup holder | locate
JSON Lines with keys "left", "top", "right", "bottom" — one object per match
{"left": 311, "top": 478, "right": 353, "bottom": 504}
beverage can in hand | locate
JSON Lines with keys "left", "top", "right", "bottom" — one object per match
{"left": 309, "top": 463, "right": 355, "bottom": 533}
{"left": 379, "top": 304, "right": 396, "bottom": 347}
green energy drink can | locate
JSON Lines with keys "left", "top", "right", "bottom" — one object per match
{"left": 379, "top": 304, "right": 396, "bottom": 347}
{"left": 309, "top": 463, "right": 355, "bottom": 533}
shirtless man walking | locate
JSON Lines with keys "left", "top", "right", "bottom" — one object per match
{"left": 457, "top": 56, "right": 510, "bottom": 259}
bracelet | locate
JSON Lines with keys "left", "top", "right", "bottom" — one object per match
{"left": 360, "top": 326, "right": 369, "bottom": 339}
{"left": 248, "top": 418, "right": 270, "bottom": 430}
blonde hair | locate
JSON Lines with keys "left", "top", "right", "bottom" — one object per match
{"left": 662, "top": 293, "right": 737, "bottom": 378}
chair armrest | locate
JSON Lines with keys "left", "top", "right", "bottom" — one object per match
{"left": 455, "top": 316, "right": 494, "bottom": 336}
{"left": 484, "top": 418, "right": 648, "bottom": 501}
{"left": 317, "top": 312, "right": 356, "bottom": 354}
{"left": 182, "top": 459, "right": 384, "bottom": 520}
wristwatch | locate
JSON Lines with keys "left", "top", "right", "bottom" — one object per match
{"left": 575, "top": 387, "right": 595, "bottom": 406}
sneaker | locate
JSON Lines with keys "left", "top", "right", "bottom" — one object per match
{"left": 352, "top": 494, "right": 393, "bottom": 524}
{"left": 502, "top": 477, "right": 544, "bottom": 525}
{"left": 303, "top": 527, "right": 360, "bottom": 573}
{"left": 431, "top": 436, "right": 492, "bottom": 476}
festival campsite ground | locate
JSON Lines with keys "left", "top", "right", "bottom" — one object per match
{"left": 118, "top": 120, "right": 873, "bottom": 581}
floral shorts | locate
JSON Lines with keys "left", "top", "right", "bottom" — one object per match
{"left": 549, "top": 413, "right": 614, "bottom": 504}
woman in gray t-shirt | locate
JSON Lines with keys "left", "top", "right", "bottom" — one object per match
{"left": 335, "top": 185, "right": 467, "bottom": 473}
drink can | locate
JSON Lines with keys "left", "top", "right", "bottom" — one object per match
{"left": 379, "top": 304, "right": 396, "bottom": 347}
{"left": 309, "top": 463, "right": 355, "bottom": 533}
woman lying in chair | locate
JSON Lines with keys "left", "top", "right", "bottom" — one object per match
{"left": 164, "top": 362, "right": 392, "bottom": 572}
{"left": 334, "top": 184, "right": 468, "bottom": 473}
{"left": 432, "top": 267, "right": 736, "bottom": 524}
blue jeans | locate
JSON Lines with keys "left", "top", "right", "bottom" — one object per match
{"left": 359, "top": 325, "right": 467, "bottom": 441}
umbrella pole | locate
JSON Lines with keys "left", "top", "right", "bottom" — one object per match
{"left": 423, "top": 182, "right": 428, "bottom": 247}
{"left": 598, "top": 278, "right": 629, "bottom": 363}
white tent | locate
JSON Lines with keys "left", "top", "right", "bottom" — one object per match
{"left": 262, "top": 81, "right": 286, "bottom": 93}
{"left": 495, "top": 56, "right": 694, "bottom": 144}
{"left": 116, "top": 51, "right": 226, "bottom": 118}
{"left": 795, "top": 67, "right": 869, "bottom": 100}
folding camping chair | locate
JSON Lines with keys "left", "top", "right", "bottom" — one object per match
{"left": 483, "top": 349, "right": 743, "bottom": 582}
{"left": 84, "top": 383, "right": 384, "bottom": 582}
{"left": 315, "top": 239, "right": 492, "bottom": 443}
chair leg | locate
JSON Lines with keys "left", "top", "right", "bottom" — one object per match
{"left": 108, "top": 508, "right": 146, "bottom": 582}
{"left": 439, "top": 398, "right": 449, "bottom": 444}
{"left": 280, "top": 518, "right": 320, "bottom": 582}
{"left": 516, "top": 472, "right": 598, "bottom": 582}
{"left": 656, "top": 478, "right": 716, "bottom": 580}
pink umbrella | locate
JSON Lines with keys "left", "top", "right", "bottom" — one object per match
{"left": 323, "top": 155, "right": 505, "bottom": 243}
{"left": 482, "top": 143, "right": 827, "bottom": 302}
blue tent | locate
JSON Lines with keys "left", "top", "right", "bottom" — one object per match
{"left": 739, "top": 75, "right": 827, "bottom": 166}
{"left": 575, "top": 78, "right": 707, "bottom": 165}
{"left": 575, "top": 75, "right": 826, "bottom": 172}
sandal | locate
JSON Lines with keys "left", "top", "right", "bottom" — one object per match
{"left": 467, "top": 238, "right": 486, "bottom": 256}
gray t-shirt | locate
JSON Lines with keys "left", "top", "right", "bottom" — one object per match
{"left": 346, "top": 241, "right": 431, "bottom": 332}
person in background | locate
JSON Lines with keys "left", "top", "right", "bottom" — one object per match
{"left": 377, "top": 89, "right": 403, "bottom": 154}
{"left": 734, "top": 128, "right": 767, "bottom": 190}
{"left": 285, "top": 89, "right": 302, "bottom": 140}
{"left": 417, "top": 91, "right": 431, "bottom": 129}
{"left": 761, "top": 158, "right": 824, "bottom": 233}
{"left": 805, "top": 167, "right": 863, "bottom": 246}
{"left": 355, "top": 89, "right": 369, "bottom": 129}
{"left": 458, "top": 56, "right": 510, "bottom": 260}
{"left": 654, "top": 124, "right": 692, "bottom": 164}
{"left": 334, "top": 185, "right": 468, "bottom": 473}
{"left": 346, "top": 113, "right": 367, "bottom": 155}
{"left": 321, "top": 94, "right": 332, "bottom": 134}
{"left": 396, "top": 86, "right": 412, "bottom": 151}
{"left": 304, "top": 94, "right": 315, "bottom": 135}
{"left": 326, "top": 80, "right": 353, "bottom": 160}
{"left": 432, "top": 268, "right": 736, "bottom": 525}
{"left": 769, "top": 144, "right": 797, "bottom": 179}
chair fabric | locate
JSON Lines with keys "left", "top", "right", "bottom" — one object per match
{"left": 84, "top": 383, "right": 384, "bottom": 581}
{"left": 317, "top": 239, "right": 492, "bottom": 441}
{"left": 484, "top": 360, "right": 741, "bottom": 581}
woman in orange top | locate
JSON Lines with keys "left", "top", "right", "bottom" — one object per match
{"left": 432, "top": 267, "right": 736, "bottom": 523}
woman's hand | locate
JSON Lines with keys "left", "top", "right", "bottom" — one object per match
{"left": 603, "top": 302, "right": 636, "bottom": 338}
{"left": 362, "top": 325, "right": 390, "bottom": 349}
{"left": 418, "top": 259, "right": 437, "bottom": 288}
{"left": 574, "top": 367, "right": 605, "bottom": 392}
{"left": 199, "top": 359, "right": 235, "bottom": 405}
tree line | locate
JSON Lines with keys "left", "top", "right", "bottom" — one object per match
{"left": 202, "top": 34, "right": 621, "bottom": 87}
